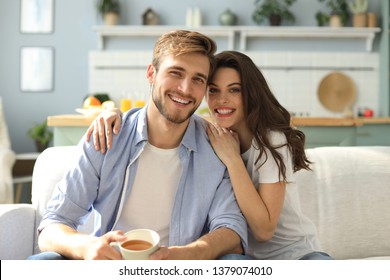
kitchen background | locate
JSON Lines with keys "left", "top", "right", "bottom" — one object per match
{"left": 1, "top": 0, "right": 389, "bottom": 153}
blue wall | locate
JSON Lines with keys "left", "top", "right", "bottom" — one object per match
{"left": 0, "top": 0, "right": 382, "bottom": 153}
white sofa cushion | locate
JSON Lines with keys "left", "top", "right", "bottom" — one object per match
{"left": 26, "top": 145, "right": 390, "bottom": 260}
{"left": 0, "top": 204, "right": 35, "bottom": 259}
{"left": 296, "top": 146, "right": 390, "bottom": 259}
{"left": 31, "top": 145, "right": 94, "bottom": 254}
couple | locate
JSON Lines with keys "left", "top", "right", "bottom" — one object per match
{"left": 31, "top": 30, "right": 332, "bottom": 260}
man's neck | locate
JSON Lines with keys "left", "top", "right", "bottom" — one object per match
{"left": 146, "top": 107, "right": 190, "bottom": 149}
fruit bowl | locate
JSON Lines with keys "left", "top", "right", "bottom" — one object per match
{"left": 75, "top": 107, "right": 104, "bottom": 118}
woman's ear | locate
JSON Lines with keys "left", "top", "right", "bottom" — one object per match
{"left": 146, "top": 64, "right": 156, "bottom": 84}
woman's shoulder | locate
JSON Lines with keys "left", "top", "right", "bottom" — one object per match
{"left": 267, "top": 130, "right": 287, "bottom": 146}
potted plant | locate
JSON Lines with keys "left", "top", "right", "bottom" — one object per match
{"left": 27, "top": 120, "right": 53, "bottom": 152}
{"left": 348, "top": 0, "right": 368, "bottom": 27}
{"left": 252, "top": 0, "right": 297, "bottom": 26}
{"left": 317, "top": 0, "right": 350, "bottom": 27}
{"left": 96, "top": 0, "right": 121, "bottom": 25}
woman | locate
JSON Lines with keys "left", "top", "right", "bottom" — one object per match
{"left": 86, "top": 51, "right": 332, "bottom": 260}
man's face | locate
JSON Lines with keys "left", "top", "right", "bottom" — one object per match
{"left": 147, "top": 53, "right": 210, "bottom": 124}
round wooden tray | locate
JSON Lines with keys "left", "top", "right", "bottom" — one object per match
{"left": 317, "top": 72, "right": 357, "bottom": 113}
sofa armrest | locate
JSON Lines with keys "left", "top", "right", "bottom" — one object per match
{"left": 0, "top": 204, "right": 36, "bottom": 260}
{"left": 297, "top": 146, "right": 390, "bottom": 259}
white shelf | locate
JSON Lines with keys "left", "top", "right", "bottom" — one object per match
{"left": 94, "top": 25, "right": 381, "bottom": 52}
{"left": 239, "top": 26, "right": 381, "bottom": 52}
{"left": 93, "top": 25, "right": 236, "bottom": 50}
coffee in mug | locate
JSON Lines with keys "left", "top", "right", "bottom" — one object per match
{"left": 118, "top": 229, "right": 160, "bottom": 260}
{"left": 121, "top": 239, "right": 153, "bottom": 251}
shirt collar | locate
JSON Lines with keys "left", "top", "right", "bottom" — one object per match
{"left": 134, "top": 106, "right": 202, "bottom": 153}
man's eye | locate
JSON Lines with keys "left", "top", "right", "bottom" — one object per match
{"left": 193, "top": 77, "right": 206, "bottom": 84}
{"left": 170, "top": 71, "right": 182, "bottom": 77}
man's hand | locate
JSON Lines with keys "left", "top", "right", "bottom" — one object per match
{"left": 82, "top": 231, "right": 127, "bottom": 260}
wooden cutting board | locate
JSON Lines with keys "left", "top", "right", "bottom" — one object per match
{"left": 318, "top": 72, "right": 357, "bottom": 113}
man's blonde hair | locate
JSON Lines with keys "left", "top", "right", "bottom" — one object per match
{"left": 152, "top": 30, "right": 216, "bottom": 75}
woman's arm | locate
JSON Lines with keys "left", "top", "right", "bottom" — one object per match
{"left": 207, "top": 124, "right": 285, "bottom": 241}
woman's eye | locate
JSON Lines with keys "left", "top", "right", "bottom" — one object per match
{"left": 229, "top": 88, "right": 241, "bottom": 94}
{"left": 208, "top": 88, "right": 218, "bottom": 94}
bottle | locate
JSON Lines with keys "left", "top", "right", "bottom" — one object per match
{"left": 120, "top": 99, "right": 131, "bottom": 113}
{"left": 186, "top": 8, "right": 193, "bottom": 27}
{"left": 120, "top": 91, "right": 132, "bottom": 113}
{"left": 193, "top": 7, "right": 202, "bottom": 27}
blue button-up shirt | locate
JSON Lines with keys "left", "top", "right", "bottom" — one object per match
{"left": 39, "top": 107, "right": 247, "bottom": 250}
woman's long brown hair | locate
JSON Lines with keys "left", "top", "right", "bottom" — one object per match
{"left": 210, "top": 51, "right": 311, "bottom": 182}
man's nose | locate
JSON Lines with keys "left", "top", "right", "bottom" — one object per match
{"left": 177, "top": 78, "right": 192, "bottom": 94}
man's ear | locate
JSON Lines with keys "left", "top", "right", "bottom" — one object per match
{"left": 146, "top": 64, "right": 156, "bottom": 84}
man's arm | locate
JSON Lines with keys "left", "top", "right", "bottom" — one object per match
{"left": 38, "top": 223, "right": 126, "bottom": 260}
{"left": 150, "top": 227, "right": 242, "bottom": 260}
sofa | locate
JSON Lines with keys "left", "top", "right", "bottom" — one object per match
{"left": 1, "top": 145, "right": 389, "bottom": 260}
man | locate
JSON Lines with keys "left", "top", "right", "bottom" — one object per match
{"left": 31, "top": 30, "right": 247, "bottom": 260}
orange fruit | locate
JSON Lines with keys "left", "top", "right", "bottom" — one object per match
{"left": 83, "top": 96, "right": 101, "bottom": 109}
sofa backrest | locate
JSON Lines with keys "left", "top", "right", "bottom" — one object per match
{"left": 295, "top": 146, "right": 390, "bottom": 259}
{"left": 31, "top": 145, "right": 94, "bottom": 253}
{"left": 32, "top": 145, "right": 390, "bottom": 259}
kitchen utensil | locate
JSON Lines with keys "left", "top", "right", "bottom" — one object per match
{"left": 318, "top": 72, "right": 357, "bottom": 113}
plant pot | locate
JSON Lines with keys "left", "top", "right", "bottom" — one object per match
{"left": 35, "top": 140, "right": 48, "bottom": 153}
{"left": 329, "top": 14, "right": 342, "bottom": 27}
{"left": 352, "top": 13, "right": 367, "bottom": 28}
{"left": 269, "top": 14, "right": 281, "bottom": 26}
{"left": 104, "top": 12, "right": 119, "bottom": 25}
{"left": 367, "top": 12, "right": 377, "bottom": 28}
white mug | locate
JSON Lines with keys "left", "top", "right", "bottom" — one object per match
{"left": 118, "top": 229, "right": 160, "bottom": 260}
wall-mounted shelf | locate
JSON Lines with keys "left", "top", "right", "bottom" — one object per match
{"left": 239, "top": 26, "right": 381, "bottom": 52}
{"left": 93, "top": 26, "right": 236, "bottom": 50}
{"left": 94, "top": 25, "right": 381, "bottom": 52}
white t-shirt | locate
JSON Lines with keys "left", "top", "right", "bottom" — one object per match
{"left": 242, "top": 131, "right": 321, "bottom": 259}
{"left": 115, "top": 143, "right": 181, "bottom": 245}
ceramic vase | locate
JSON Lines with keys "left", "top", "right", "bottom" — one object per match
{"left": 219, "top": 9, "right": 237, "bottom": 26}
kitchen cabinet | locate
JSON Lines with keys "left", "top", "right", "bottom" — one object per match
{"left": 299, "top": 127, "right": 356, "bottom": 148}
{"left": 47, "top": 115, "right": 91, "bottom": 146}
{"left": 356, "top": 124, "right": 390, "bottom": 146}
{"left": 48, "top": 115, "right": 390, "bottom": 148}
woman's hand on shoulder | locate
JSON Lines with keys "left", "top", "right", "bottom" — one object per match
{"left": 206, "top": 123, "right": 241, "bottom": 167}
{"left": 85, "top": 108, "right": 122, "bottom": 153}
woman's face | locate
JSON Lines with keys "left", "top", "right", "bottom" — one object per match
{"left": 206, "top": 67, "right": 245, "bottom": 130}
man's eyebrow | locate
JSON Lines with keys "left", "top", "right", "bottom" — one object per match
{"left": 208, "top": 82, "right": 241, "bottom": 87}
{"left": 167, "top": 66, "right": 208, "bottom": 80}
{"left": 195, "top": 72, "right": 208, "bottom": 81}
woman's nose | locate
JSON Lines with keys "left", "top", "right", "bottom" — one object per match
{"left": 217, "top": 91, "right": 229, "bottom": 102}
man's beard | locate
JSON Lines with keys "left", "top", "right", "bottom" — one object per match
{"left": 152, "top": 89, "right": 199, "bottom": 124}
